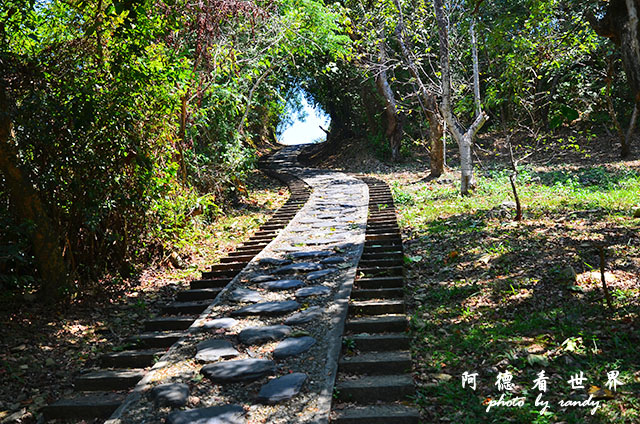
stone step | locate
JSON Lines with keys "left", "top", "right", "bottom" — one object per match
{"left": 221, "top": 255, "right": 255, "bottom": 263}
{"left": 228, "top": 248, "right": 263, "bottom": 256}
{"left": 360, "top": 252, "right": 403, "bottom": 261}
{"left": 350, "top": 287, "right": 403, "bottom": 300}
{"left": 144, "top": 316, "right": 195, "bottom": 331}
{"left": 127, "top": 331, "right": 183, "bottom": 348}
{"left": 339, "top": 351, "right": 411, "bottom": 375}
{"left": 210, "top": 262, "right": 248, "bottom": 272}
{"left": 345, "top": 315, "right": 408, "bottom": 333}
{"left": 365, "top": 233, "right": 402, "bottom": 242}
{"left": 350, "top": 334, "right": 410, "bottom": 351}
{"left": 75, "top": 369, "right": 146, "bottom": 391}
{"left": 364, "top": 240, "right": 402, "bottom": 248}
{"left": 349, "top": 300, "right": 405, "bottom": 315}
{"left": 42, "top": 392, "right": 126, "bottom": 420}
{"left": 201, "top": 269, "right": 242, "bottom": 279}
{"left": 358, "top": 259, "right": 404, "bottom": 267}
{"left": 363, "top": 245, "right": 403, "bottom": 253}
{"left": 335, "top": 375, "right": 414, "bottom": 403}
{"left": 177, "top": 288, "right": 223, "bottom": 301}
{"left": 260, "top": 224, "right": 286, "bottom": 230}
{"left": 161, "top": 300, "right": 210, "bottom": 315}
{"left": 331, "top": 404, "right": 420, "bottom": 424}
{"left": 101, "top": 349, "right": 163, "bottom": 368}
{"left": 355, "top": 276, "right": 404, "bottom": 289}
{"left": 366, "top": 229, "right": 400, "bottom": 236}
{"left": 358, "top": 266, "right": 403, "bottom": 277}
{"left": 190, "top": 278, "right": 231, "bottom": 289}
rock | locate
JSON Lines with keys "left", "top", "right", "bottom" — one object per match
{"left": 320, "top": 256, "right": 346, "bottom": 265}
{"left": 202, "top": 318, "right": 238, "bottom": 330}
{"left": 151, "top": 383, "right": 189, "bottom": 407}
{"left": 259, "top": 258, "right": 292, "bottom": 266}
{"left": 230, "top": 288, "right": 264, "bottom": 303}
{"left": 295, "top": 286, "right": 331, "bottom": 298}
{"left": 231, "top": 301, "right": 300, "bottom": 316}
{"left": 169, "top": 252, "right": 187, "bottom": 269}
{"left": 284, "top": 306, "right": 323, "bottom": 325}
{"left": 201, "top": 359, "right": 275, "bottom": 383}
{"left": 290, "top": 250, "right": 333, "bottom": 259}
{"left": 166, "top": 405, "right": 245, "bottom": 424}
{"left": 273, "top": 337, "right": 316, "bottom": 359}
{"left": 195, "top": 339, "right": 239, "bottom": 362}
{"left": 306, "top": 269, "right": 335, "bottom": 280}
{"left": 257, "top": 373, "right": 307, "bottom": 404}
{"left": 501, "top": 200, "right": 517, "bottom": 209}
{"left": 273, "top": 263, "right": 323, "bottom": 274}
{"left": 250, "top": 274, "right": 278, "bottom": 283}
{"left": 260, "top": 279, "right": 305, "bottom": 291}
{"left": 550, "top": 265, "right": 577, "bottom": 285}
{"left": 238, "top": 326, "right": 292, "bottom": 345}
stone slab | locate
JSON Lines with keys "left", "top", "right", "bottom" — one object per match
{"left": 238, "top": 325, "right": 292, "bottom": 345}
{"left": 259, "top": 279, "right": 305, "bottom": 291}
{"left": 295, "top": 286, "right": 331, "bottom": 298}
{"left": 202, "top": 318, "right": 238, "bottom": 330}
{"left": 273, "top": 336, "right": 316, "bottom": 359}
{"left": 259, "top": 258, "right": 292, "bottom": 266}
{"left": 257, "top": 373, "right": 307, "bottom": 404}
{"left": 289, "top": 250, "right": 333, "bottom": 259}
{"left": 230, "top": 288, "right": 264, "bottom": 303}
{"left": 201, "top": 359, "right": 275, "bottom": 383}
{"left": 307, "top": 269, "right": 335, "bottom": 280}
{"left": 273, "top": 262, "right": 323, "bottom": 274}
{"left": 195, "top": 339, "right": 239, "bottom": 362}
{"left": 231, "top": 301, "right": 300, "bottom": 316}
{"left": 150, "top": 383, "right": 189, "bottom": 407}
{"left": 284, "top": 306, "right": 323, "bottom": 325}
{"left": 166, "top": 405, "right": 246, "bottom": 424}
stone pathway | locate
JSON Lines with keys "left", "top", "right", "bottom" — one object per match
{"left": 105, "top": 146, "right": 370, "bottom": 423}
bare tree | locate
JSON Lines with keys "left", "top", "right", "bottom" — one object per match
{"left": 392, "top": 0, "right": 444, "bottom": 176}
{"left": 434, "top": 0, "right": 488, "bottom": 195}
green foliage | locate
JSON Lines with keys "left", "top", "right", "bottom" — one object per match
{"left": 0, "top": 0, "right": 354, "bottom": 294}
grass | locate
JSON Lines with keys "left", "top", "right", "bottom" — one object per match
{"left": 392, "top": 164, "right": 640, "bottom": 423}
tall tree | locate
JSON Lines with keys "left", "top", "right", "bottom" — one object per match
{"left": 0, "top": 83, "right": 70, "bottom": 300}
{"left": 434, "top": 0, "right": 488, "bottom": 195}
{"left": 392, "top": 0, "right": 445, "bottom": 176}
{"left": 588, "top": 0, "right": 640, "bottom": 157}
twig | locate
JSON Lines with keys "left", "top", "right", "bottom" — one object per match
{"left": 507, "top": 135, "right": 522, "bottom": 221}
{"left": 597, "top": 244, "right": 614, "bottom": 312}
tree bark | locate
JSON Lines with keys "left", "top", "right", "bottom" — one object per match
{"left": 0, "top": 86, "right": 70, "bottom": 300}
{"left": 434, "top": 0, "right": 488, "bottom": 195}
{"left": 374, "top": 40, "right": 404, "bottom": 161}
{"left": 393, "top": 0, "right": 444, "bottom": 176}
{"left": 588, "top": 0, "right": 640, "bottom": 156}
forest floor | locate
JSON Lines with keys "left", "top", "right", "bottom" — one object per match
{"left": 0, "top": 170, "right": 289, "bottom": 423}
{"left": 319, "top": 132, "right": 640, "bottom": 423}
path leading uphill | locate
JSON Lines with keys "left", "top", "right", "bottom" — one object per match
{"left": 44, "top": 146, "right": 418, "bottom": 423}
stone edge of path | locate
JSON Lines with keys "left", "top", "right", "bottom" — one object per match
{"left": 309, "top": 243, "right": 362, "bottom": 424}
{"left": 104, "top": 167, "right": 310, "bottom": 424}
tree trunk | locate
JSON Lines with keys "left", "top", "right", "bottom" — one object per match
{"left": 470, "top": 18, "right": 481, "bottom": 117}
{"left": 434, "top": 0, "right": 487, "bottom": 195}
{"left": 374, "top": 40, "right": 404, "bottom": 161}
{"left": 0, "top": 87, "right": 70, "bottom": 300}
{"left": 588, "top": 0, "right": 640, "bottom": 156}
{"left": 393, "top": 0, "right": 444, "bottom": 175}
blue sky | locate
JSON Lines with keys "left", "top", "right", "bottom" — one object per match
{"left": 279, "top": 96, "right": 330, "bottom": 145}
